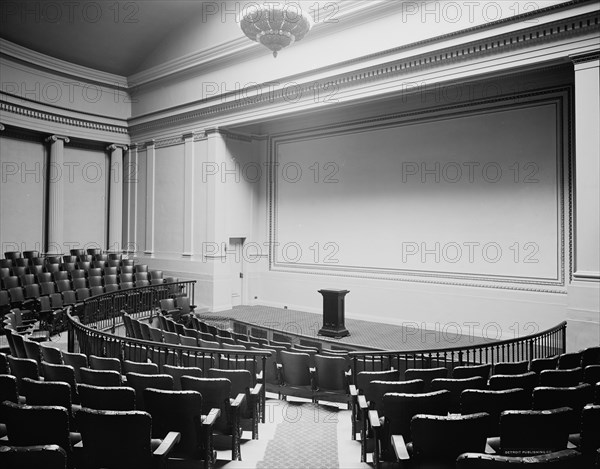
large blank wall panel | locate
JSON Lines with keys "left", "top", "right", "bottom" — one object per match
{"left": 273, "top": 100, "right": 564, "bottom": 289}
{"left": 154, "top": 145, "right": 184, "bottom": 255}
{"left": 63, "top": 146, "right": 107, "bottom": 250}
{"left": 0, "top": 135, "right": 45, "bottom": 253}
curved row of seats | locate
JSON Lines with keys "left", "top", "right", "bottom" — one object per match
{"left": 0, "top": 341, "right": 263, "bottom": 467}
{"left": 347, "top": 347, "right": 600, "bottom": 468}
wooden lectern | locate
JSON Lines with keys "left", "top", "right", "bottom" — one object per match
{"left": 318, "top": 289, "right": 350, "bottom": 338}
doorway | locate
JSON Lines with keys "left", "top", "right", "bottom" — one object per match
{"left": 228, "top": 237, "right": 245, "bottom": 307}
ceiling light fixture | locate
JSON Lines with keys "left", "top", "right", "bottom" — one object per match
{"left": 239, "top": 3, "right": 314, "bottom": 58}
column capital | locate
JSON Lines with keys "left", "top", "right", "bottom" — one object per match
{"left": 145, "top": 139, "right": 155, "bottom": 148}
{"left": 128, "top": 143, "right": 139, "bottom": 150}
{"left": 205, "top": 127, "right": 221, "bottom": 136}
{"left": 183, "top": 130, "right": 204, "bottom": 140}
{"left": 46, "top": 135, "right": 70, "bottom": 144}
{"left": 106, "top": 143, "right": 128, "bottom": 152}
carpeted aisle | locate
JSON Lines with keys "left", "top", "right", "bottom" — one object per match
{"left": 256, "top": 401, "right": 340, "bottom": 469}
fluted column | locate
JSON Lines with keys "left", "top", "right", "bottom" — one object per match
{"left": 182, "top": 132, "right": 196, "bottom": 256}
{"left": 45, "top": 135, "right": 70, "bottom": 255}
{"left": 107, "top": 144, "right": 127, "bottom": 252}
{"left": 124, "top": 144, "right": 138, "bottom": 253}
{"left": 144, "top": 140, "right": 156, "bottom": 255}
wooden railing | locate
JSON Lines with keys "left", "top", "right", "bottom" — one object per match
{"left": 349, "top": 320, "right": 567, "bottom": 376}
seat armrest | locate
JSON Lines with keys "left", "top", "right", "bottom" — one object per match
{"left": 255, "top": 370, "right": 263, "bottom": 382}
{"left": 349, "top": 384, "right": 358, "bottom": 397}
{"left": 74, "top": 441, "right": 83, "bottom": 448}
{"left": 232, "top": 392, "right": 246, "bottom": 407}
{"left": 391, "top": 434, "right": 410, "bottom": 461}
{"left": 203, "top": 408, "right": 221, "bottom": 427}
{"left": 250, "top": 382, "right": 263, "bottom": 396}
{"left": 485, "top": 440, "right": 496, "bottom": 454}
{"left": 358, "top": 395, "right": 368, "bottom": 411}
{"left": 153, "top": 431, "right": 181, "bottom": 457}
{"left": 368, "top": 410, "right": 380, "bottom": 429}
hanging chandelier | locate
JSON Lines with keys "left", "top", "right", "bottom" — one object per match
{"left": 239, "top": 3, "right": 314, "bottom": 57}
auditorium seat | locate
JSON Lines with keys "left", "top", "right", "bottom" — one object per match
{"left": 461, "top": 388, "right": 530, "bottom": 436}
{"left": 488, "top": 407, "right": 572, "bottom": 456}
{"left": 20, "top": 274, "right": 36, "bottom": 286}
{"left": 584, "top": 365, "right": 600, "bottom": 385}
{"left": 278, "top": 350, "right": 315, "bottom": 401}
{"left": 20, "top": 378, "right": 75, "bottom": 424}
{"left": 42, "top": 363, "right": 79, "bottom": 404}
{"left": 2, "top": 401, "right": 80, "bottom": 466}
{"left": 181, "top": 375, "right": 242, "bottom": 461}
{"left": 70, "top": 268, "right": 87, "bottom": 279}
{"left": 40, "top": 345, "right": 63, "bottom": 365}
{"left": 582, "top": 347, "right": 600, "bottom": 368}
{"left": 532, "top": 383, "right": 594, "bottom": 433}
{"left": 369, "top": 390, "right": 451, "bottom": 464}
{"left": 125, "top": 372, "right": 173, "bottom": 411}
{"left": 392, "top": 412, "right": 490, "bottom": 468}
{"left": 144, "top": 388, "right": 218, "bottom": 465}
{"left": 162, "top": 364, "right": 203, "bottom": 390}
{"left": 62, "top": 352, "right": 88, "bottom": 383}
{"left": 72, "top": 278, "right": 87, "bottom": 290}
{"left": 75, "top": 407, "right": 180, "bottom": 469}
{"left": 488, "top": 372, "right": 538, "bottom": 401}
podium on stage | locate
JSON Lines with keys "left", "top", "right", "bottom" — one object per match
{"left": 318, "top": 289, "right": 350, "bottom": 338}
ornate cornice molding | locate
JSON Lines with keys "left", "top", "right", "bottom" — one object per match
{"left": 0, "top": 38, "right": 128, "bottom": 88}
{"left": 129, "top": 9, "right": 600, "bottom": 135}
{"left": 0, "top": 101, "right": 128, "bottom": 135}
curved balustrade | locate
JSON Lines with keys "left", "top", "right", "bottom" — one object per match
{"left": 349, "top": 321, "right": 567, "bottom": 375}
{"left": 67, "top": 280, "right": 566, "bottom": 387}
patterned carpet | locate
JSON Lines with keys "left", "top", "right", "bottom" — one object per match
{"left": 256, "top": 401, "right": 340, "bottom": 469}
{"left": 202, "top": 305, "right": 496, "bottom": 351}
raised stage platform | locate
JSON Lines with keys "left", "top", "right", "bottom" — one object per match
{"left": 199, "top": 305, "right": 496, "bottom": 352}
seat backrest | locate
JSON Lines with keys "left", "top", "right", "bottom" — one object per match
{"left": 532, "top": 383, "right": 594, "bottom": 433}
{"left": 76, "top": 408, "right": 153, "bottom": 469}
{"left": 42, "top": 362, "right": 78, "bottom": 403}
{"left": 368, "top": 379, "right": 425, "bottom": 411}
{"left": 356, "top": 369, "right": 400, "bottom": 395}
{"left": 144, "top": 388, "right": 203, "bottom": 458}
{"left": 180, "top": 376, "right": 231, "bottom": 432}
{"left": 208, "top": 368, "right": 253, "bottom": 397}
{"left": 89, "top": 355, "right": 122, "bottom": 373}
{"left": 80, "top": 367, "right": 122, "bottom": 387}
{"left": 22, "top": 339, "right": 42, "bottom": 366}
{"left": 489, "top": 372, "right": 538, "bottom": 394}
{"left": 0, "top": 374, "right": 19, "bottom": 404}
{"left": 582, "top": 347, "right": 600, "bottom": 368}
{"left": 162, "top": 365, "right": 204, "bottom": 391}
{"left": 452, "top": 364, "right": 491, "bottom": 380}
{"left": 3, "top": 401, "right": 71, "bottom": 451}
{"left": 122, "top": 360, "right": 159, "bottom": 375}
{"left": 20, "top": 377, "right": 72, "bottom": 411}
{"left": 382, "top": 390, "right": 451, "bottom": 441}
{"left": 404, "top": 367, "right": 449, "bottom": 391}
{"left": 163, "top": 330, "right": 180, "bottom": 345}
{"left": 499, "top": 407, "right": 572, "bottom": 456}
{"left": 583, "top": 364, "right": 600, "bottom": 386}
{"left": 125, "top": 373, "right": 173, "bottom": 410}
{"left": 493, "top": 361, "right": 530, "bottom": 376}
{"left": 539, "top": 368, "right": 583, "bottom": 387}
{"left": 314, "top": 354, "right": 349, "bottom": 391}
{"left": 0, "top": 443, "right": 67, "bottom": 469}
{"left": 580, "top": 404, "right": 600, "bottom": 457}
{"left": 7, "top": 355, "right": 39, "bottom": 391}
{"left": 558, "top": 352, "right": 582, "bottom": 370}
{"left": 78, "top": 383, "right": 136, "bottom": 411}
{"left": 530, "top": 356, "right": 559, "bottom": 374}
{"left": 411, "top": 412, "right": 490, "bottom": 462}
{"left": 280, "top": 350, "right": 312, "bottom": 386}
{"left": 430, "top": 376, "right": 487, "bottom": 412}
{"left": 9, "top": 331, "right": 28, "bottom": 358}
{"left": 461, "top": 388, "right": 530, "bottom": 436}
{"left": 61, "top": 352, "right": 88, "bottom": 382}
